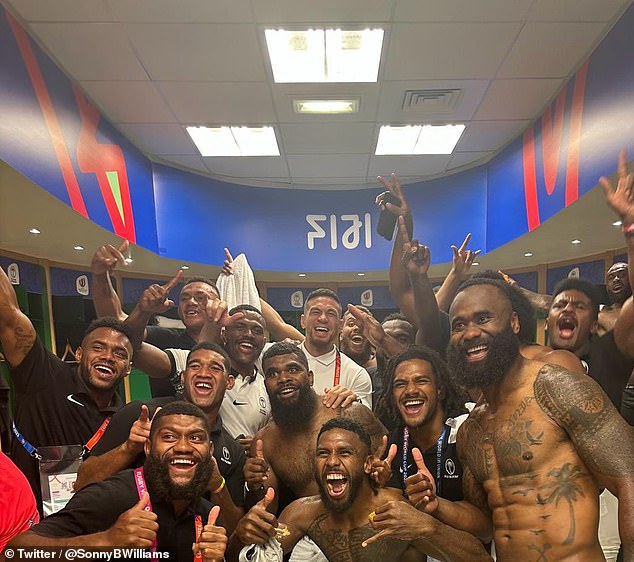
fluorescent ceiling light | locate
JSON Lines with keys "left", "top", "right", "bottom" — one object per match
{"left": 29, "top": 228, "right": 40, "bottom": 234}
{"left": 571, "top": 239, "right": 582, "bottom": 245}
{"left": 187, "top": 126, "right": 279, "bottom": 157}
{"left": 74, "top": 245, "right": 84, "bottom": 251}
{"left": 265, "top": 28, "right": 383, "bottom": 83}
{"left": 375, "top": 124, "right": 465, "bottom": 155}
{"left": 613, "top": 220, "right": 623, "bottom": 227}
{"left": 524, "top": 252, "right": 533, "bottom": 257}
{"left": 294, "top": 99, "right": 359, "bottom": 114}
{"left": 181, "top": 265, "right": 190, "bottom": 270}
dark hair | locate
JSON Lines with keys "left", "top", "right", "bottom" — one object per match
{"left": 262, "top": 341, "right": 309, "bottom": 372}
{"left": 182, "top": 277, "right": 220, "bottom": 298}
{"left": 305, "top": 288, "right": 341, "bottom": 312}
{"left": 317, "top": 417, "right": 371, "bottom": 455}
{"left": 382, "top": 312, "right": 411, "bottom": 325}
{"left": 472, "top": 271, "right": 536, "bottom": 344}
{"left": 551, "top": 278, "right": 600, "bottom": 320}
{"left": 83, "top": 317, "right": 134, "bottom": 344}
{"left": 187, "top": 342, "right": 231, "bottom": 373}
{"left": 149, "top": 400, "right": 210, "bottom": 440}
{"left": 378, "top": 345, "right": 468, "bottom": 424}
{"left": 228, "top": 304, "right": 265, "bottom": 325}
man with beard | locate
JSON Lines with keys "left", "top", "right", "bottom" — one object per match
{"left": 75, "top": 343, "right": 245, "bottom": 533}
{"left": 0, "top": 264, "right": 133, "bottom": 514}
{"left": 445, "top": 277, "right": 634, "bottom": 562}
{"left": 230, "top": 418, "right": 492, "bottom": 562}
{"left": 598, "top": 262, "right": 631, "bottom": 336}
{"left": 9, "top": 401, "right": 228, "bottom": 561}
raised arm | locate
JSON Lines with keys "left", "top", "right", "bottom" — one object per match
{"left": 377, "top": 174, "right": 417, "bottom": 325}
{"left": 498, "top": 271, "right": 553, "bottom": 313}
{"left": 435, "top": 234, "right": 480, "bottom": 313}
{"left": 0, "top": 264, "right": 36, "bottom": 367}
{"left": 397, "top": 217, "right": 441, "bottom": 352}
{"left": 534, "top": 364, "right": 634, "bottom": 560}
{"left": 600, "top": 148, "right": 634, "bottom": 359}
{"left": 346, "top": 304, "right": 406, "bottom": 359}
{"left": 90, "top": 241, "right": 129, "bottom": 321}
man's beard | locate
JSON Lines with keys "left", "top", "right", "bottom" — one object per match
{"left": 317, "top": 471, "right": 364, "bottom": 514}
{"left": 144, "top": 452, "right": 213, "bottom": 503}
{"left": 269, "top": 384, "right": 317, "bottom": 431}
{"left": 447, "top": 324, "right": 519, "bottom": 389}
{"left": 340, "top": 339, "right": 372, "bottom": 366}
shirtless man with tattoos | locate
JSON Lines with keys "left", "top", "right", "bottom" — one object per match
{"left": 445, "top": 277, "right": 634, "bottom": 561}
{"left": 230, "top": 418, "right": 492, "bottom": 562}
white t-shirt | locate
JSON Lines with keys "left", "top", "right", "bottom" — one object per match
{"left": 298, "top": 342, "right": 373, "bottom": 409}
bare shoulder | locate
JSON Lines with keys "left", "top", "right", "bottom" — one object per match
{"left": 534, "top": 349, "right": 586, "bottom": 374}
{"left": 280, "top": 495, "right": 324, "bottom": 531}
{"left": 377, "top": 487, "right": 406, "bottom": 504}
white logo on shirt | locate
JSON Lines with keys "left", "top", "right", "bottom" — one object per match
{"left": 66, "top": 394, "right": 84, "bottom": 407}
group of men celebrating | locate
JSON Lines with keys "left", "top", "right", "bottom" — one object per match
{"left": 0, "top": 150, "right": 633, "bottom": 562}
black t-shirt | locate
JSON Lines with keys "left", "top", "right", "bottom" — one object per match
{"left": 145, "top": 326, "right": 196, "bottom": 398}
{"left": 387, "top": 423, "right": 464, "bottom": 503}
{"left": 32, "top": 469, "right": 212, "bottom": 561}
{"left": 88, "top": 397, "right": 245, "bottom": 507}
{"left": 9, "top": 337, "right": 121, "bottom": 510}
{"left": 584, "top": 332, "right": 634, "bottom": 410}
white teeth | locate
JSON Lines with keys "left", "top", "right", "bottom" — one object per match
{"left": 95, "top": 365, "right": 114, "bottom": 375}
{"left": 404, "top": 399, "right": 424, "bottom": 407}
{"left": 351, "top": 336, "right": 364, "bottom": 343}
{"left": 326, "top": 474, "right": 346, "bottom": 481}
{"left": 195, "top": 382, "right": 212, "bottom": 389}
{"left": 171, "top": 459, "right": 194, "bottom": 465}
{"left": 239, "top": 342, "right": 254, "bottom": 349}
{"left": 467, "top": 345, "right": 487, "bottom": 353}
{"left": 280, "top": 388, "right": 295, "bottom": 395}
{"left": 315, "top": 327, "right": 328, "bottom": 332}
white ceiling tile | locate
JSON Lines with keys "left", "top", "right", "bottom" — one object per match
{"left": 394, "top": 0, "right": 532, "bottom": 22}
{"left": 377, "top": 79, "right": 490, "bottom": 122}
{"left": 497, "top": 22, "right": 605, "bottom": 78}
{"left": 280, "top": 123, "right": 375, "bottom": 155}
{"left": 368, "top": 155, "right": 452, "bottom": 178}
{"left": 287, "top": 154, "right": 370, "bottom": 177}
{"left": 159, "top": 154, "right": 209, "bottom": 174}
{"left": 447, "top": 151, "right": 492, "bottom": 170}
{"left": 456, "top": 120, "right": 529, "bottom": 151}
{"left": 252, "top": 0, "right": 392, "bottom": 23}
{"left": 29, "top": 23, "right": 147, "bottom": 80}
{"left": 474, "top": 78, "right": 563, "bottom": 120}
{"left": 527, "top": 0, "right": 630, "bottom": 22}
{"left": 271, "top": 84, "right": 380, "bottom": 123}
{"left": 4, "top": 0, "right": 113, "bottom": 21}
{"left": 158, "top": 82, "right": 275, "bottom": 124}
{"left": 291, "top": 177, "right": 370, "bottom": 187}
{"left": 116, "top": 124, "right": 196, "bottom": 155}
{"left": 108, "top": 0, "right": 253, "bottom": 23}
{"left": 126, "top": 24, "right": 266, "bottom": 81}
{"left": 203, "top": 156, "right": 289, "bottom": 178}
{"left": 385, "top": 23, "right": 522, "bottom": 80}
{"left": 80, "top": 81, "right": 176, "bottom": 123}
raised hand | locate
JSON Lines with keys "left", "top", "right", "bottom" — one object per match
{"left": 497, "top": 270, "right": 518, "bottom": 287}
{"left": 398, "top": 217, "right": 431, "bottom": 276}
{"left": 404, "top": 447, "right": 438, "bottom": 513}
{"left": 600, "top": 149, "right": 634, "bottom": 224}
{"left": 370, "top": 436, "right": 397, "bottom": 488}
{"left": 322, "top": 385, "right": 358, "bottom": 409}
{"left": 138, "top": 271, "right": 183, "bottom": 314}
{"left": 244, "top": 440, "right": 270, "bottom": 491}
{"left": 234, "top": 488, "right": 278, "bottom": 545}
{"left": 222, "top": 248, "right": 234, "bottom": 276}
{"left": 376, "top": 173, "right": 410, "bottom": 218}
{"left": 91, "top": 240, "right": 129, "bottom": 276}
{"left": 124, "top": 404, "right": 152, "bottom": 455}
{"left": 346, "top": 304, "right": 386, "bottom": 349}
{"left": 193, "top": 506, "right": 227, "bottom": 562}
{"left": 451, "top": 233, "right": 480, "bottom": 281}
{"left": 362, "top": 500, "right": 436, "bottom": 547}
{"left": 105, "top": 492, "right": 158, "bottom": 547}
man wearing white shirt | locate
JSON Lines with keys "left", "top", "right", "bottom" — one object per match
{"left": 299, "top": 288, "right": 373, "bottom": 409}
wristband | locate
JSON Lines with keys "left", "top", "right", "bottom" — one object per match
{"left": 211, "top": 477, "right": 225, "bottom": 495}
{"left": 622, "top": 223, "right": 634, "bottom": 236}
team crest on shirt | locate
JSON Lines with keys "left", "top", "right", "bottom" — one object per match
{"left": 258, "top": 396, "right": 268, "bottom": 415}
{"left": 445, "top": 458, "right": 458, "bottom": 478}
{"left": 221, "top": 446, "right": 231, "bottom": 464}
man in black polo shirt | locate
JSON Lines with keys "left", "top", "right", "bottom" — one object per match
{"left": 76, "top": 343, "right": 245, "bottom": 533}
{"left": 0, "top": 265, "right": 133, "bottom": 515}
{"left": 9, "top": 401, "right": 227, "bottom": 561}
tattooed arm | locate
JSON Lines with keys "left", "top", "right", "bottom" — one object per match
{"left": 534, "top": 365, "right": 634, "bottom": 561}
{"left": 0, "top": 264, "right": 36, "bottom": 367}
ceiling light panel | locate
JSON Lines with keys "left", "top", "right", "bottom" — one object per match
{"left": 293, "top": 99, "right": 359, "bottom": 114}
{"left": 375, "top": 124, "right": 465, "bottom": 155}
{"left": 265, "top": 28, "right": 383, "bottom": 83}
{"left": 187, "top": 126, "right": 279, "bottom": 157}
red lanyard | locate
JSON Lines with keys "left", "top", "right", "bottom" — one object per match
{"left": 333, "top": 348, "right": 341, "bottom": 386}
{"left": 194, "top": 515, "right": 203, "bottom": 561}
{"left": 82, "top": 416, "right": 111, "bottom": 456}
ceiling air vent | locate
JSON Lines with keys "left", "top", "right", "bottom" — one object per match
{"left": 401, "top": 89, "right": 463, "bottom": 114}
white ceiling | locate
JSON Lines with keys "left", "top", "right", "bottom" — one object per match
{"left": 3, "top": 0, "right": 631, "bottom": 188}
{"left": 0, "top": 0, "right": 630, "bottom": 284}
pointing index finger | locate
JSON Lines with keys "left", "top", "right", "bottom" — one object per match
{"left": 224, "top": 247, "right": 233, "bottom": 263}
{"left": 374, "top": 435, "right": 387, "bottom": 458}
{"left": 163, "top": 270, "right": 183, "bottom": 292}
{"left": 459, "top": 233, "right": 472, "bottom": 252}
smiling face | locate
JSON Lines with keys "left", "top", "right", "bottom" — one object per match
{"left": 605, "top": 263, "right": 631, "bottom": 304}
{"left": 76, "top": 327, "right": 132, "bottom": 394}
{"left": 177, "top": 282, "right": 219, "bottom": 331}
{"left": 340, "top": 311, "right": 372, "bottom": 363}
{"left": 144, "top": 413, "right": 212, "bottom": 499}
{"left": 315, "top": 428, "right": 371, "bottom": 513}
{"left": 222, "top": 311, "right": 266, "bottom": 368}
{"left": 301, "top": 296, "right": 343, "bottom": 354}
{"left": 181, "top": 348, "right": 231, "bottom": 411}
{"left": 546, "top": 289, "right": 597, "bottom": 356}
{"left": 392, "top": 359, "right": 441, "bottom": 429}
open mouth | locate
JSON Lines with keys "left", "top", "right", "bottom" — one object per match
{"left": 277, "top": 385, "right": 298, "bottom": 399}
{"left": 611, "top": 281, "right": 623, "bottom": 292}
{"left": 557, "top": 316, "right": 577, "bottom": 339}
{"left": 185, "top": 308, "right": 200, "bottom": 317}
{"left": 193, "top": 379, "right": 214, "bottom": 395}
{"left": 325, "top": 473, "right": 348, "bottom": 498}
{"left": 350, "top": 335, "right": 365, "bottom": 345}
{"left": 465, "top": 344, "right": 488, "bottom": 362}
{"left": 402, "top": 398, "right": 425, "bottom": 415}
{"left": 314, "top": 327, "right": 330, "bottom": 337}
{"left": 236, "top": 340, "right": 256, "bottom": 354}
{"left": 93, "top": 364, "right": 115, "bottom": 378}
{"left": 169, "top": 457, "right": 197, "bottom": 474}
